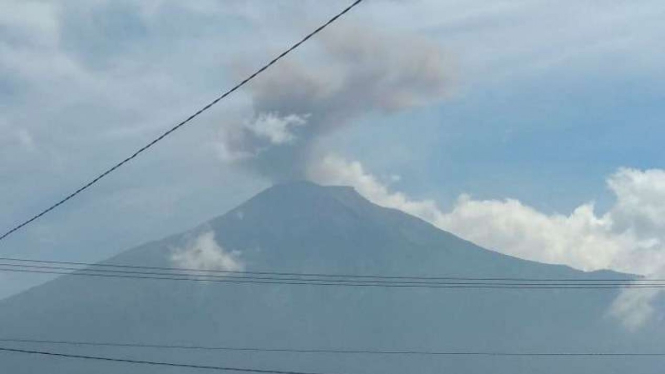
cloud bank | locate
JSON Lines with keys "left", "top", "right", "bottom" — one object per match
{"left": 216, "top": 25, "right": 452, "bottom": 180}
{"left": 309, "top": 155, "right": 665, "bottom": 329}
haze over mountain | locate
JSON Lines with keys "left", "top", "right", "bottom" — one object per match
{"left": 0, "top": 182, "right": 662, "bottom": 373}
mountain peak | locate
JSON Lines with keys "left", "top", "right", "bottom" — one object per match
{"left": 238, "top": 180, "right": 368, "bottom": 216}
{"left": 269, "top": 180, "right": 359, "bottom": 196}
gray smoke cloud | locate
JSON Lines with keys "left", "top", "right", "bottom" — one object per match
{"left": 215, "top": 25, "right": 453, "bottom": 180}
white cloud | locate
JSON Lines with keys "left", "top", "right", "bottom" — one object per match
{"left": 436, "top": 197, "right": 640, "bottom": 273}
{"left": 309, "top": 155, "right": 665, "bottom": 329}
{"left": 610, "top": 283, "right": 660, "bottom": 332}
{"left": 0, "top": 1, "right": 60, "bottom": 47}
{"left": 245, "top": 113, "right": 308, "bottom": 145}
{"left": 608, "top": 168, "right": 665, "bottom": 238}
{"left": 309, "top": 155, "right": 444, "bottom": 224}
{"left": 170, "top": 231, "right": 244, "bottom": 272}
{"left": 16, "top": 128, "right": 37, "bottom": 152}
{"left": 214, "top": 113, "right": 309, "bottom": 162}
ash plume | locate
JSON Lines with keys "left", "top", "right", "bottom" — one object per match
{"left": 216, "top": 25, "right": 453, "bottom": 180}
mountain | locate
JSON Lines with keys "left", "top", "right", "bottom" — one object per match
{"left": 0, "top": 181, "right": 662, "bottom": 373}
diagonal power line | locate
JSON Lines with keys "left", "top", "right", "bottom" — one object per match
{"left": 0, "top": 0, "right": 365, "bottom": 243}
{"left": 3, "top": 337, "right": 665, "bottom": 357}
{"left": 0, "top": 346, "right": 336, "bottom": 374}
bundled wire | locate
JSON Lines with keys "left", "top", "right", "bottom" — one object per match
{"left": 2, "top": 339, "right": 665, "bottom": 357}
{"left": 0, "top": 257, "right": 658, "bottom": 289}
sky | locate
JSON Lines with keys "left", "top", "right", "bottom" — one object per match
{"left": 1, "top": 0, "right": 665, "bottom": 324}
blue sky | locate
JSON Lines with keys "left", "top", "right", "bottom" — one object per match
{"left": 1, "top": 0, "right": 665, "bottom": 308}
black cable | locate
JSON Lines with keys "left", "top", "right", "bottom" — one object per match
{"left": 2, "top": 337, "right": 665, "bottom": 357}
{"left": 1, "top": 344, "right": 664, "bottom": 359}
{"left": 0, "top": 0, "right": 365, "bottom": 243}
{"left": 0, "top": 256, "right": 649, "bottom": 283}
{"left": 1, "top": 266, "right": 662, "bottom": 289}
{"left": 0, "top": 262, "right": 657, "bottom": 286}
{"left": 0, "top": 346, "right": 335, "bottom": 374}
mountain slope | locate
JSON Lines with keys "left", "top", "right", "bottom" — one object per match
{"left": 0, "top": 181, "right": 660, "bottom": 374}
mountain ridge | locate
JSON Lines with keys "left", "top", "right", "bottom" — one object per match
{"left": 0, "top": 181, "right": 656, "bottom": 374}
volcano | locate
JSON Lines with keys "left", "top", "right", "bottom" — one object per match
{"left": 0, "top": 181, "right": 661, "bottom": 373}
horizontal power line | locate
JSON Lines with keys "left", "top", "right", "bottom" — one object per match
{"left": 0, "top": 256, "right": 649, "bottom": 283}
{"left": 0, "top": 262, "right": 654, "bottom": 285}
{"left": 3, "top": 337, "right": 665, "bottom": 357}
{"left": 0, "top": 0, "right": 364, "bottom": 243}
{"left": 0, "top": 339, "right": 665, "bottom": 360}
{"left": 0, "top": 264, "right": 660, "bottom": 289}
{"left": 0, "top": 346, "right": 334, "bottom": 374}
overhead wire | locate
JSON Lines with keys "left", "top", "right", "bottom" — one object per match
{"left": 0, "top": 260, "right": 660, "bottom": 289}
{"left": 1, "top": 343, "right": 665, "bottom": 359}
{"left": 0, "top": 256, "right": 650, "bottom": 282}
{"left": 0, "top": 0, "right": 365, "bottom": 243}
{"left": 0, "top": 346, "right": 335, "bottom": 374}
